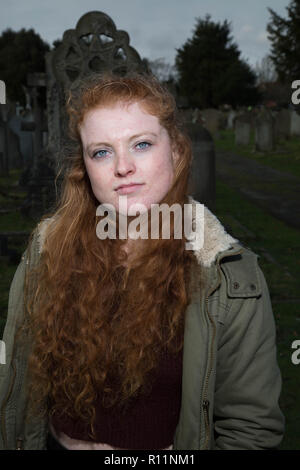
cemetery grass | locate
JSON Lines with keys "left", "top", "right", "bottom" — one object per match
{"left": 215, "top": 129, "right": 300, "bottom": 179}
{"left": 215, "top": 179, "right": 300, "bottom": 451}
{"left": 0, "top": 170, "right": 299, "bottom": 449}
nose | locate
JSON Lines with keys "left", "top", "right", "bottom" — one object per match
{"left": 114, "top": 149, "right": 136, "bottom": 177}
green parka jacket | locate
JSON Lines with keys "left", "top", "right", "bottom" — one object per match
{"left": 0, "top": 199, "right": 285, "bottom": 450}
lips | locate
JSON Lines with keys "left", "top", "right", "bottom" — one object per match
{"left": 115, "top": 183, "right": 144, "bottom": 195}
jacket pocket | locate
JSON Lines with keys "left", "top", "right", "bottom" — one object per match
{"left": 207, "top": 295, "right": 228, "bottom": 325}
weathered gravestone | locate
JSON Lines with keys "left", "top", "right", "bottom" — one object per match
{"left": 8, "top": 111, "right": 34, "bottom": 169}
{"left": 0, "top": 102, "right": 23, "bottom": 174}
{"left": 19, "top": 73, "right": 55, "bottom": 218}
{"left": 0, "top": 113, "right": 7, "bottom": 173}
{"left": 46, "top": 10, "right": 149, "bottom": 173}
{"left": 275, "top": 109, "right": 300, "bottom": 141}
{"left": 23, "top": 73, "right": 48, "bottom": 166}
{"left": 255, "top": 110, "right": 275, "bottom": 152}
{"left": 290, "top": 110, "right": 300, "bottom": 137}
{"left": 274, "top": 109, "right": 291, "bottom": 141}
{"left": 200, "top": 109, "right": 222, "bottom": 138}
{"left": 14, "top": 109, "right": 35, "bottom": 167}
{"left": 227, "top": 110, "right": 237, "bottom": 129}
{"left": 179, "top": 108, "right": 196, "bottom": 126}
{"left": 0, "top": 80, "right": 5, "bottom": 104}
{"left": 5, "top": 126, "right": 22, "bottom": 171}
{"left": 235, "top": 114, "right": 251, "bottom": 146}
{"left": 184, "top": 122, "right": 216, "bottom": 212}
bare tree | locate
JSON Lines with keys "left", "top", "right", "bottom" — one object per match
{"left": 147, "top": 58, "right": 177, "bottom": 83}
{"left": 255, "top": 55, "right": 278, "bottom": 85}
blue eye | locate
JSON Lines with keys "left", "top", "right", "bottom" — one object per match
{"left": 136, "top": 141, "right": 151, "bottom": 150}
{"left": 93, "top": 149, "right": 109, "bottom": 159}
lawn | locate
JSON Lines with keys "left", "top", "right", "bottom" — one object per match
{"left": 215, "top": 128, "right": 300, "bottom": 179}
{"left": 214, "top": 179, "right": 300, "bottom": 450}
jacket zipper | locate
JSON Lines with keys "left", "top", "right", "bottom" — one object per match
{"left": 201, "top": 248, "right": 244, "bottom": 449}
{"left": 202, "top": 399, "right": 210, "bottom": 448}
{"left": 201, "top": 291, "right": 217, "bottom": 449}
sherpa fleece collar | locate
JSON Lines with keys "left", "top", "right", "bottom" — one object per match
{"left": 36, "top": 197, "right": 239, "bottom": 268}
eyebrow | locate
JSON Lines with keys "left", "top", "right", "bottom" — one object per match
{"left": 85, "top": 132, "right": 159, "bottom": 153}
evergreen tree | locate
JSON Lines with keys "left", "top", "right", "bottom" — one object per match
{"left": 175, "top": 15, "right": 259, "bottom": 108}
{"left": 267, "top": 0, "right": 300, "bottom": 83}
{"left": 0, "top": 28, "right": 50, "bottom": 106}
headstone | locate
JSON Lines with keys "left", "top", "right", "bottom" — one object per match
{"left": 227, "top": 110, "right": 237, "bottom": 129}
{"left": 185, "top": 122, "right": 216, "bottom": 212}
{"left": 8, "top": 112, "right": 34, "bottom": 168}
{"left": 255, "top": 110, "right": 275, "bottom": 152}
{"left": 6, "top": 127, "right": 22, "bottom": 170}
{"left": 0, "top": 102, "right": 22, "bottom": 173}
{"left": 46, "top": 10, "right": 149, "bottom": 173}
{"left": 274, "top": 109, "right": 291, "bottom": 141}
{"left": 0, "top": 104, "right": 10, "bottom": 174}
{"left": 290, "top": 110, "right": 300, "bottom": 136}
{"left": 219, "top": 112, "right": 227, "bottom": 130}
{"left": 0, "top": 80, "right": 5, "bottom": 104}
{"left": 0, "top": 120, "right": 5, "bottom": 173}
{"left": 200, "top": 109, "right": 222, "bottom": 138}
{"left": 20, "top": 149, "right": 56, "bottom": 219}
{"left": 235, "top": 114, "right": 251, "bottom": 146}
{"left": 180, "top": 109, "right": 197, "bottom": 126}
{"left": 22, "top": 73, "right": 48, "bottom": 167}
{"left": 191, "top": 108, "right": 200, "bottom": 124}
{"left": 18, "top": 73, "right": 55, "bottom": 219}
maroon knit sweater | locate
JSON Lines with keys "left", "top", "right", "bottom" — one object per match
{"left": 51, "top": 345, "right": 183, "bottom": 450}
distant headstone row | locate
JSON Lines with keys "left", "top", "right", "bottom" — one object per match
{"left": 234, "top": 108, "right": 300, "bottom": 152}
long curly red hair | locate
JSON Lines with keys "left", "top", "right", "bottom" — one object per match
{"left": 20, "top": 72, "right": 204, "bottom": 438}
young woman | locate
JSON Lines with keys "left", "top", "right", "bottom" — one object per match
{"left": 0, "top": 73, "right": 284, "bottom": 450}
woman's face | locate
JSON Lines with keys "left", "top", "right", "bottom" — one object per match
{"left": 80, "top": 101, "right": 177, "bottom": 214}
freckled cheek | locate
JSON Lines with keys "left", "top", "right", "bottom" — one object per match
{"left": 86, "top": 170, "right": 108, "bottom": 198}
{"left": 86, "top": 164, "right": 111, "bottom": 189}
{"left": 153, "top": 158, "right": 174, "bottom": 183}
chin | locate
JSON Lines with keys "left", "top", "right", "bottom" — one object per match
{"left": 115, "top": 197, "right": 149, "bottom": 216}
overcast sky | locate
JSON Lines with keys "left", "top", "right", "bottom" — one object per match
{"left": 0, "top": 0, "right": 291, "bottom": 69}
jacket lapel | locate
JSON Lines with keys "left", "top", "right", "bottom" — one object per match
{"left": 186, "top": 196, "right": 241, "bottom": 268}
